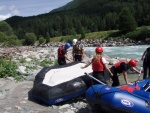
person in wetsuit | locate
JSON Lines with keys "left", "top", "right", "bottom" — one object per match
{"left": 110, "top": 59, "right": 141, "bottom": 86}
{"left": 141, "top": 47, "right": 150, "bottom": 79}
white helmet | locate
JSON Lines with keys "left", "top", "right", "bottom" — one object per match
{"left": 72, "top": 39, "right": 78, "bottom": 45}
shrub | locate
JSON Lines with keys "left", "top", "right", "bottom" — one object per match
{"left": 0, "top": 58, "right": 18, "bottom": 78}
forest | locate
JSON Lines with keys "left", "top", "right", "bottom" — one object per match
{"left": 0, "top": 0, "right": 150, "bottom": 46}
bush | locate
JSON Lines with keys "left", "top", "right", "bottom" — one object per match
{"left": 0, "top": 58, "right": 18, "bottom": 78}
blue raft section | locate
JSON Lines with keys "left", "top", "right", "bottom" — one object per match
{"left": 86, "top": 78, "right": 150, "bottom": 113}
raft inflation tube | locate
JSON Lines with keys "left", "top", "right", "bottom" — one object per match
{"left": 86, "top": 79, "right": 150, "bottom": 113}
{"left": 31, "top": 62, "right": 93, "bottom": 105}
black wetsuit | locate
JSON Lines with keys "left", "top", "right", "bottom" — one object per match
{"left": 143, "top": 47, "right": 150, "bottom": 79}
{"left": 110, "top": 62, "right": 130, "bottom": 86}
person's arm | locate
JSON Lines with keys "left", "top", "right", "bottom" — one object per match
{"left": 123, "top": 71, "right": 130, "bottom": 84}
{"left": 64, "top": 54, "right": 73, "bottom": 62}
{"left": 81, "top": 49, "right": 84, "bottom": 60}
{"left": 62, "top": 49, "right": 73, "bottom": 62}
{"left": 102, "top": 57, "right": 113, "bottom": 77}
{"left": 131, "top": 67, "right": 141, "bottom": 74}
{"left": 141, "top": 50, "right": 147, "bottom": 60}
{"left": 72, "top": 49, "right": 75, "bottom": 61}
{"left": 81, "top": 61, "right": 91, "bottom": 69}
{"left": 104, "top": 64, "right": 113, "bottom": 77}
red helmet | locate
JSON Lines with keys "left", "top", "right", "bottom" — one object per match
{"left": 95, "top": 46, "right": 103, "bottom": 53}
{"left": 129, "top": 59, "right": 137, "bottom": 67}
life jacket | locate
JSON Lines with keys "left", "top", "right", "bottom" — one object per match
{"left": 114, "top": 60, "right": 127, "bottom": 68}
{"left": 92, "top": 57, "right": 104, "bottom": 72}
{"left": 58, "top": 46, "right": 65, "bottom": 58}
{"left": 73, "top": 44, "right": 83, "bottom": 55}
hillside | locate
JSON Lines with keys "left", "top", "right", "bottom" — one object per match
{"left": 50, "top": 0, "right": 88, "bottom": 13}
{"left": 4, "top": 0, "right": 150, "bottom": 43}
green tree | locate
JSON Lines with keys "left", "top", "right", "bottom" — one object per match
{"left": 45, "top": 32, "right": 50, "bottom": 44}
{"left": 5, "top": 35, "right": 22, "bottom": 46}
{"left": 39, "top": 37, "right": 45, "bottom": 45}
{"left": 118, "top": 7, "right": 137, "bottom": 33}
{"left": 0, "top": 32, "right": 7, "bottom": 42}
{"left": 24, "top": 33, "right": 37, "bottom": 45}
{"left": 0, "top": 21, "right": 13, "bottom": 35}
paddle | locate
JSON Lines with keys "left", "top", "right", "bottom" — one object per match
{"left": 84, "top": 72, "right": 106, "bottom": 85}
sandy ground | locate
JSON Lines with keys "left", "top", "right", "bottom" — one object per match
{"left": 0, "top": 73, "right": 143, "bottom": 113}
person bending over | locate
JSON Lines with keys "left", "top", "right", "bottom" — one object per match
{"left": 110, "top": 59, "right": 141, "bottom": 86}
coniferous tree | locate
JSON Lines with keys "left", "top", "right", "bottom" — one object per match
{"left": 45, "top": 32, "right": 50, "bottom": 44}
{"left": 118, "top": 7, "right": 137, "bottom": 33}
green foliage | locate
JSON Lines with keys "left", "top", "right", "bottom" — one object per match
{"left": 38, "top": 37, "right": 45, "bottom": 44}
{"left": 3, "top": 35, "right": 22, "bottom": 46}
{"left": 0, "top": 58, "right": 18, "bottom": 79}
{"left": 5, "top": 0, "right": 150, "bottom": 41}
{"left": 24, "top": 33, "right": 37, "bottom": 45}
{"left": 17, "top": 57, "right": 26, "bottom": 63}
{"left": 39, "top": 59, "right": 53, "bottom": 67}
{"left": 119, "top": 7, "right": 137, "bottom": 33}
{"left": 0, "top": 21, "right": 13, "bottom": 35}
{"left": 0, "top": 32, "right": 7, "bottom": 42}
{"left": 46, "top": 32, "right": 50, "bottom": 43}
{"left": 54, "top": 59, "right": 59, "bottom": 66}
{"left": 125, "top": 26, "right": 150, "bottom": 41}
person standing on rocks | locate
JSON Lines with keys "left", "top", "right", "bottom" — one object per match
{"left": 110, "top": 59, "right": 141, "bottom": 86}
{"left": 141, "top": 47, "right": 150, "bottom": 79}
{"left": 72, "top": 39, "right": 84, "bottom": 62}
{"left": 81, "top": 46, "right": 113, "bottom": 84}
{"left": 58, "top": 42, "right": 73, "bottom": 65}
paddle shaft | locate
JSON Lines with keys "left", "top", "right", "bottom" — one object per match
{"left": 84, "top": 72, "right": 106, "bottom": 85}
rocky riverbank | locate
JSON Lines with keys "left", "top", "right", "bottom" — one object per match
{"left": 0, "top": 46, "right": 143, "bottom": 113}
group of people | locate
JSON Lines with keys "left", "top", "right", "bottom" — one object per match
{"left": 57, "top": 39, "right": 84, "bottom": 65}
{"left": 57, "top": 39, "right": 150, "bottom": 87}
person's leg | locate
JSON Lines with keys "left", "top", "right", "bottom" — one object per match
{"left": 143, "top": 59, "right": 147, "bottom": 79}
{"left": 93, "top": 72, "right": 106, "bottom": 84}
{"left": 58, "top": 58, "right": 66, "bottom": 65}
{"left": 148, "top": 61, "right": 150, "bottom": 78}
{"left": 78, "top": 55, "right": 82, "bottom": 61}
{"left": 111, "top": 75, "right": 120, "bottom": 86}
{"left": 75, "top": 55, "right": 82, "bottom": 61}
{"left": 110, "top": 66, "right": 120, "bottom": 86}
{"left": 74, "top": 55, "right": 78, "bottom": 61}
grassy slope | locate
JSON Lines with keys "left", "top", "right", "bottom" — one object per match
{"left": 50, "top": 26, "right": 150, "bottom": 43}
{"left": 50, "top": 30, "right": 118, "bottom": 42}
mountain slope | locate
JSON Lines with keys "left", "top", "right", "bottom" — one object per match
{"left": 50, "top": 0, "right": 88, "bottom": 13}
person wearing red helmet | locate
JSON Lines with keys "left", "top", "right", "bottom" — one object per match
{"left": 58, "top": 43, "right": 73, "bottom": 65}
{"left": 110, "top": 59, "right": 141, "bottom": 86}
{"left": 81, "top": 46, "right": 113, "bottom": 84}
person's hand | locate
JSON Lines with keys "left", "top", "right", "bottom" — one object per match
{"left": 70, "top": 59, "right": 74, "bottom": 62}
{"left": 110, "top": 73, "right": 113, "bottom": 77}
{"left": 127, "top": 82, "right": 133, "bottom": 85}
